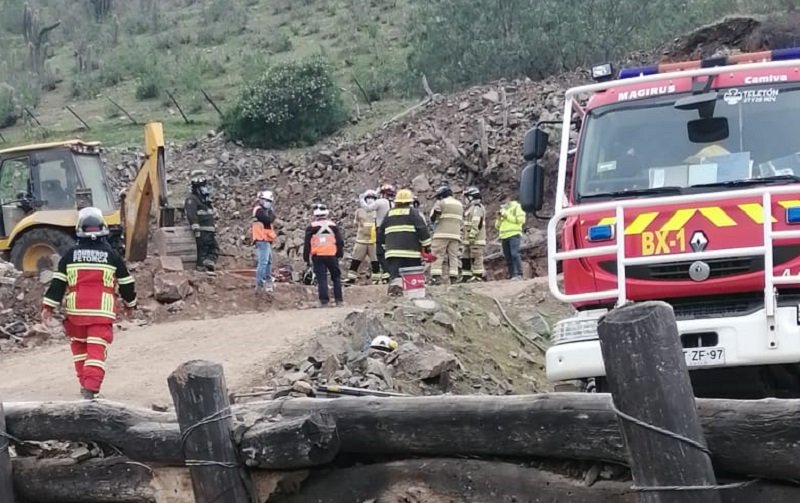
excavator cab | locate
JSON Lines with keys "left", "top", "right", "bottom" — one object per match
{"left": 0, "top": 141, "right": 122, "bottom": 271}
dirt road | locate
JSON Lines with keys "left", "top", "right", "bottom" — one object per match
{"left": 0, "top": 306, "right": 353, "bottom": 405}
{"left": 0, "top": 278, "right": 556, "bottom": 405}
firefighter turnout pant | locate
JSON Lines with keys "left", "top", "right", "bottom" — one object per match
{"left": 313, "top": 256, "right": 343, "bottom": 305}
{"left": 196, "top": 231, "right": 219, "bottom": 270}
{"left": 65, "top": 319, "right": 113, "bottom": 393}
{"left": 461, "top": 244, "right": 486, "bottom": 281}
{"left": 347, "top": 243, "right": 380, "bottom": 284}
{"left": 431, "top": 238, "right": 461, "bottom": 280}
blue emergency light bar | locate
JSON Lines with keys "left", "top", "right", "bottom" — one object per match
{"left": 786, "top": 206, "right": 800, "bottom": 224}
{"left": 617, "top": 47, "right": 800, "bottom": 80}
{"left": 588, "top": 225, "right": 614, "bottom": 242}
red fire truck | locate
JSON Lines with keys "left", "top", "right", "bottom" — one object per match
{"left": 520, "top": 47, "right": 800, "bottom": 398}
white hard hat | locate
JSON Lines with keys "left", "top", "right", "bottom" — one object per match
{"left": 313, "top": 203, "right": 329, "bottom": 218}
{"left": 363, "top": 189, "right": 378, "bottom": 200}
{"left": 258, "top": 190, "right": 274, "bottom": 202}
{"left": 76, "top": 207, "right": 109, "bottom": 239}
{"left": 370, "top": 335, "right": 398, "bottom": 352}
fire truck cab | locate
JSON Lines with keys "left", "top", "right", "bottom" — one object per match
{"left": 520, "top": 48, "right": 800, "bottom": 398}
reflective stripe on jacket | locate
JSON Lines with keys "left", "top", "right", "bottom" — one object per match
{"left": 379, "top": 207, "right": 432, "bottom": 259}
{"left": 430, "top": 196, "right": 463, "bottom": 241}
{"left": 464, "top": 202, "right": 486, "bottom": 245}
{"left": 251, "top": 206, "right": 277, "bottom": 242}
{"left": 496, "top": 201, "right": 525, "bottom": 240}
{"left": 43, "top": 242, "right": 137, "bottom": 325}
{"left": 310, "top": 220, "right": 338, "bottom": 257}
{"left": 354, "top": 207, "right": 377, "bottom": 244}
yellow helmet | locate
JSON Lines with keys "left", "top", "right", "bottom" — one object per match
{"left": 394, "top": 189, "right": 414, "bottom": 204}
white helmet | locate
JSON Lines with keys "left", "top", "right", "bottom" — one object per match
{"left": 370, "top": 335, "right": 398, "bottom": 352}
{"left": 76, "top": 207, "right": 109, "bottom": 240}
{"left": 363, "top": 189, "right": 378, "bottom": 201}
{"left": 312, "top": 203, "right": 329, "bottom": 218}
{"left": 258, "top": 190, "right": 274, "bottom": 202}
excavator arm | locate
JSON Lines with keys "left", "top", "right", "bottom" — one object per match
{"left": 121, "top": 121, "right": 200, "bottom": 266}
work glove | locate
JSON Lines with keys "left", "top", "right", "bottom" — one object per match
{"left": 421, "top": 251, "right": 437, "bottom": 263}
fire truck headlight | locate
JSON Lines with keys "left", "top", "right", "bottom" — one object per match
{"left": 552, "top": 311, "right": 606, "bottom": 345}
{"left": 588, "top": 224, "right": 614, "bottom": 242}
{"left": 787, "top": 206, "right": 800, "bottom": 224}
{"left": 591, "top": 63, "right": 613, "bottom": 82}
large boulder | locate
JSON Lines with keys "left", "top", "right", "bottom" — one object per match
{"left": 153, "top": 273, "right": 192, "bottom": 304}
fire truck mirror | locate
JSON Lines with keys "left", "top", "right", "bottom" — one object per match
{"left": 520, "top": 161, "right": 544, "bottom": 214}
{"left": 523, "top": 127, "right": 549, "bottom": 161}
{"left": 687, "top": 117, "right": 729, "bottom": 144}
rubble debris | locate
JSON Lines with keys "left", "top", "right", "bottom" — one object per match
{"left": 153, "top": 273, "right": 192, "bottom": 304}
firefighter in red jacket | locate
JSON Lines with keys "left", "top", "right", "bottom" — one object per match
{"left": 41, "top": 207, "right": 137, "bottom": 400}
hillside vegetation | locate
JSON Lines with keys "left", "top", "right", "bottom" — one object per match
{"left": 0, "top": 0, "right": 796, "bottom": 148}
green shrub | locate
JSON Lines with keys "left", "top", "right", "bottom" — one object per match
{"left": 135, "top": 64, "right": 165, "bottom": 100}
{"left": 0, "top": 84, "right": 19, "bottom": 129}
{"left": 98, "top": 59, "right": 125, "bottom": 87}
{"left": 70, "top": 74, "right": 101, "bottom": 99}
{"left": 223, "top": 57, "right": 347, "bottom": 149}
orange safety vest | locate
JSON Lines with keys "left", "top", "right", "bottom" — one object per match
{"left": 252, "top": 206, "right": 276, "bottom": 242}
{"left": 310, "top": 219, "right": 337, "bottom": 257}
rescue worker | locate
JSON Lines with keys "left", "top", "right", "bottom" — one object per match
{"left": 253, "top": 190, "right": 277, "bottom": 293}
{"left": 41, "top": 207, "right": 137, "bottom": 400}
{"left": 303, "top": 203, "right": 345, "bottom": 307}
{"left": 378, "top": 189, "right": 434, "bottom": 296}
{"left": 185, "top": 170, "right": 218, "bottom": 271}
{"left": 429, "top": 183, "right": 464, "bottom": 284}
{"left": 360, "top": 183, "right": 395, "bottom": 283}
{"left": 346, "top": 189, "right": 380, "bottom": 285}
{"left": 461, "top": 186, "right": 486, "bottom": 282}
{"left": 496, "top": 195, "right": 526, "bottom": 280}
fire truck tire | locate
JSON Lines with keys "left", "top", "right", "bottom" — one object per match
{"left": 10, "top": 228, "right": 75, "bottom": 273}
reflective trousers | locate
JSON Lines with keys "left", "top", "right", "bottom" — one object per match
{"left": 65, "top": 319, "right": 114, "bottom": 393}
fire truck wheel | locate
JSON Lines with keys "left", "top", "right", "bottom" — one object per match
{"left": 10, "top": 228, "right": 74, "bottom": 273}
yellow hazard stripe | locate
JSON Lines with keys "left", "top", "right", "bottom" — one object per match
{"left": 84, "top": 359, "right": 107, "bottom": 370}
{"left": 596, "top": 212, "right": 659, "bottom": 235}
{"left": 73, "top": 353, "right": 88, "bottom": 362}
{"left": 698, "top": 207, "right": 736, "bottom": 227}
{"left": 86, "top": 337, "right": 109, "bottom": 347}
{"left": 778, "top": 200, "right": 800, "bottom": 209}
{"left": 660, "top": 209, "right": 696, "bottom": 232}
{"left": 738, "top": 203, "right": 777, "bottom": 224}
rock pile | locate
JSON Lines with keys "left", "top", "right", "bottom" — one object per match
{"left": 257, "top": 287, "right": 551, "bottom": 400}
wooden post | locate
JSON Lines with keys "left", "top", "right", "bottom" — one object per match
{"left": 168, "top": 360, "right": 253, "bottom": 503}
{"left": 65, "top": 105, "right": 91, "bottom": 130}
{"left": 201, "top": 89, "right": 223, "bottom": 118}
{"left": 166, "top": 90, "right": 192, "bottom": 125}
{"left": 0, "top": 401, "right": 16, "bottom": 503}
{"left": 597, "top": 301, "right": 721, "bottom": 503}
{"left": 106, "top": 96, "right": 138, "bottom": 125}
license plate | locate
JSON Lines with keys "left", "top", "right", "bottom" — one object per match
{"left": 684, "top": 347, "right": 726, "bottom": 367}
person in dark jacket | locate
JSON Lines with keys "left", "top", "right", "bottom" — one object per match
{"left": 378, "top": 189, "right": 434, "bottom": 296}
{"left": 185, "top": 169, "right": 218, "bottom": 271}
{"left": 41, "top": 207, "right": 137, "bottom": 400}
{"left": 303, "top": 203, "right": 345, "bottom": 307}
{"left": 252, "top": 190, "right": 277, "bottom": 293}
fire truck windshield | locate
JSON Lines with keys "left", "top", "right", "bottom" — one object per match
{"left": 575, "top": 83, "right": 800, "bottom": 201}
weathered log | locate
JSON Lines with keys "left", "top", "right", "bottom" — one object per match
{"left": 238, "top": 412, "right": 340, "bottom": 469}
{"left": 4, "top": 400, "right": 183, "bottom": 463}
{"left": 248, "top": 394, "right": 800, "bottom": 481}
{"left": 268, "top": 459, "right": 800, "bottom": 503}
{"left": 11, "top": 456, "right": 303, "bottom": 503}
{"left": 0, "top": 401, "right": 15, "bottom": 503}
{"left": 168, "top": 360, "right": 254, "bottom": 503}
{"left": 599, "top": 301, "right": 720, "bottom": 503}
{"left": 6, "top": 394, "right": 800, "bottom": 480}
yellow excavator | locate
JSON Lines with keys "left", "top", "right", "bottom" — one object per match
{"left": 0, "top": 122, "right": 195, "bottom": 272}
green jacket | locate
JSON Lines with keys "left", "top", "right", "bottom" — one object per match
{"left": 495, "top": 201, "right": 525, "bottom": 240}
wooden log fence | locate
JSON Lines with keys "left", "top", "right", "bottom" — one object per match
{"left": 3, "top": 302, "right": 800, "bottom": 501}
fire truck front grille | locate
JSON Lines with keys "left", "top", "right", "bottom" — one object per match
{"left": 667, "top": 297, "right": 762, "bottom": 320}
{"left": 600, "top": 256, "right": 761, "bottom": 280}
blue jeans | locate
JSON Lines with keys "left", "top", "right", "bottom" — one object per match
{"left": 255, "top": 241, "right": 273, "bottom": 288}
{"left": 502, "top": 235, "right": 523, "bottom": 278}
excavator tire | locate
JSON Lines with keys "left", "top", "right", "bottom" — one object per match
{"left": 151, "top": 226, "right": 198, "bottom": 267}
{"left": 10, "top": 228, "right": 75, "bottom": 273}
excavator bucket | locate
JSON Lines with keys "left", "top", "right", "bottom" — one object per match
{"left": 152, "top": 226, "right": 198, "bottom": 267}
